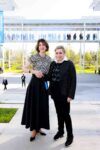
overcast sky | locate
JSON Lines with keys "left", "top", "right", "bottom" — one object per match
{"left": 4, "top": 0, "right": 100, "bottom": 19}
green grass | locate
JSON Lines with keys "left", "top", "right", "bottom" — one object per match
{"left": 0, "top": 108, "right": 18, "bottom": 123}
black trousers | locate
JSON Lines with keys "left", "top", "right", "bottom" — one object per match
{"left": 53, "top": 98, "right": 73, "bottom": 137}
{"left": 4, "top": 84, "right": 7, "bottom": 90}
{"left": 22, "top": 81, "right": 26, "bottom": 87}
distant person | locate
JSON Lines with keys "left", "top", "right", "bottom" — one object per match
{"left": 21, "top": 74, "right": 26, "bottom": 87}
{"left": 2, "top": 78, "right": 8, "bottom": 90}
{"left": 98, "top": 67, "right": 100, "bottom": 75}
{"left": 0, "top": 67, "right": 3, "bottom": 74}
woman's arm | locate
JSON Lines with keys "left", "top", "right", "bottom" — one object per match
{"left": 22, "top": 60, "right": 31, "bottom": 73}
{"left": 23, "top": 60, "right": 44, "bottom": 78}
{"left": 68, "top": 61, "right": 77, "bottom": 100}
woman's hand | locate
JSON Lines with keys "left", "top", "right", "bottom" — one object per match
{"left": 32, "top": 70, "right": 44, "bottom": 78}
{"left": 67, "top": 97, "right": 72, "bottom": 103}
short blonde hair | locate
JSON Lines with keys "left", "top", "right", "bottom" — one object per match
{"left": 55, "top": 46, "right": 66, "bottom": 53}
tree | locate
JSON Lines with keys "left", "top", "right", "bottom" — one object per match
{"left": 66, "top": 49, "right": 76, "bottom": 63}
{"left": 85, "top": 52, "right": 92, "bottom": 66}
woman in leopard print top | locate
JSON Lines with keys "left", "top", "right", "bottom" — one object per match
{"left": 21, "top": 39, "right": 52, "bottom": 141}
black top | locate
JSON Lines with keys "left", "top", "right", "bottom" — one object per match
{"left": 2, "top": 79, "right": 8, "bottom": 85}
{"left": 45, "top": 60, "right": 77, "bottom": 100}
{"left": 21, "top": 75, "right": 26, "bottom": 81}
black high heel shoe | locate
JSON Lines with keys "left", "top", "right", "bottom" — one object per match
{"left": 40, "top": 131, "right": 46, "bottom": 136}
{"left": 30, "top": 136, "right": 36, "bottom": 142}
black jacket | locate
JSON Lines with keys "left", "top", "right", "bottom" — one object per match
{"left": 45, "top": 60, "right": 76, "bottom": 99}
{"left": 2, "top": 79, "right": 8, "bottom": 85}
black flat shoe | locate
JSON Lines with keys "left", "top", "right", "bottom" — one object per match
{"left": 30, "top": 136, "right": 36, "bottom": 142}
{"left": 40, "top": 131, "right": 46, "bottom": 136}
{"left": 65, "top": 135, "right": 74, "bottom": 147}
{"left": 53, "top": 131, "right": 64, "bottom": 140}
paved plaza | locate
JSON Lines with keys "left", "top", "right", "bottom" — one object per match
{"left": 0, "top": 73, "right": 100, "bottom": 150}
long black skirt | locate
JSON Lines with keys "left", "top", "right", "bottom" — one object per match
{"left": 21, "top": 75, "right": 50, "bottom": 131}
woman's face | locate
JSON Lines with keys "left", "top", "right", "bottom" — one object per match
{"left": 55, "top": 49, "right": 65, "bottom": 62}
{"left": 38, "top": 42, "right": 47, "bottom": 53}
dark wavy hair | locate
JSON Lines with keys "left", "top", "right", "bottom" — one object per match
{"left": 35, "top": 39, "right": 49, "bottom": 52}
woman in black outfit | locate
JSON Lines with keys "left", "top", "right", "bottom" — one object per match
{"left": 45, "top": 46, "right": 76, "bottom": 147}
{"left": 21, "top": 39, "right": 51, "bottom": 141}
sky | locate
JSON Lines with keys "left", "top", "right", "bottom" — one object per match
{"left": 4, "top": 0, "right": 100, "bottom": 19}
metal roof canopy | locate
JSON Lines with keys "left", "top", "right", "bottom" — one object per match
{"left": 4, "top": 17, "right": 100, "bottom": 31}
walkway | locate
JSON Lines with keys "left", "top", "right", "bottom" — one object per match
{"left": 0, "top": 73, "right": 100, "bottom": 150}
